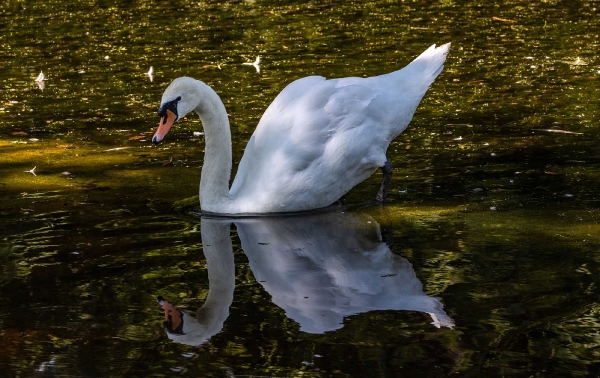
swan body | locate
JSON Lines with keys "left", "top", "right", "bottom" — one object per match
{"left": 153, "top": 43, "right": 450, "bottom": 214}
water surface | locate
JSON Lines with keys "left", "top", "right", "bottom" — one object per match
{"left": 1, "top": 0, "right": 599, "bottom": 376}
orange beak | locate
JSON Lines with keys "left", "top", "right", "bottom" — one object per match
{"left": 152, "top": 109, "right": 177, "bottom": 144}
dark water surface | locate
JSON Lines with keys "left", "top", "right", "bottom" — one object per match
{"left": 1, "top": 0, "right": 599, "bottom": 376}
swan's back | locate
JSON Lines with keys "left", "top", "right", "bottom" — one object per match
{"left": 230, "top": 43, "right": 450, "bottom": 213}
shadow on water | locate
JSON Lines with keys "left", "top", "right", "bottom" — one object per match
{"left": 385, "top": 102, "right": 600, "bottom": 211}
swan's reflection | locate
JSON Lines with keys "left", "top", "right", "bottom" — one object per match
{"left": 159, "top": 220, "right": 234, "bottom": 347}
{"left": 159, "top": 211, "right": 453, "bottom": 346}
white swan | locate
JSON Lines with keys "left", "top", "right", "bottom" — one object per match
{"left": 152, "top": 43, "right": 450, "bottom": 214}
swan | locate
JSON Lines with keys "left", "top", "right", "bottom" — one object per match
{"left": 152, "top": 43, "right": 450, "bottom": 214}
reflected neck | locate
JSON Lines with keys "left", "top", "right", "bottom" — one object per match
{"left": 197, "top": 220, "right": 235, "bottom": 332}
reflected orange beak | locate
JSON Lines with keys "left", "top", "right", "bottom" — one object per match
{"left": 152, "top": 109, "right": 177, "bottom": 144}
{"left": 158, "top": 296, "right": 184, "bottom": 333}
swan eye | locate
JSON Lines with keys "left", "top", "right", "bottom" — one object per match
{"left": 158, "top": 97, "right": 180, "bottom": 120}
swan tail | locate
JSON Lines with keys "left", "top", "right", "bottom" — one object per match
{"left": 407, "top": 43, "right": 451, "bottom": 80}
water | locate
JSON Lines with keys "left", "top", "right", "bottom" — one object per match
{"left": 1, "top": 0, "right": 599, "bottom": 376}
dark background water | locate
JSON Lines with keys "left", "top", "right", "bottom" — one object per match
{"left": 1, "top": 0, "right": 599, "bottom": 376}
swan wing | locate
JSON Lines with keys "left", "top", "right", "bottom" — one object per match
{"left": 230, "top": 76, "right": 379, "bottom": 211}
{"left": 230, "top": 43, "right": 449, "bottom": 212}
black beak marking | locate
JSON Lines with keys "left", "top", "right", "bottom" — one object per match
{"left": 158, "top": 96, "right": 181, "bottom": 121}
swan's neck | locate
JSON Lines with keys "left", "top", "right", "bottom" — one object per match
{"left": 194, "top": 83, "right": 234, "bottom": 212}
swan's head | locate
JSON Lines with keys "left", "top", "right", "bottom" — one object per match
{"left": 153, "top": 77, "right": 203, "bottom": 144}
